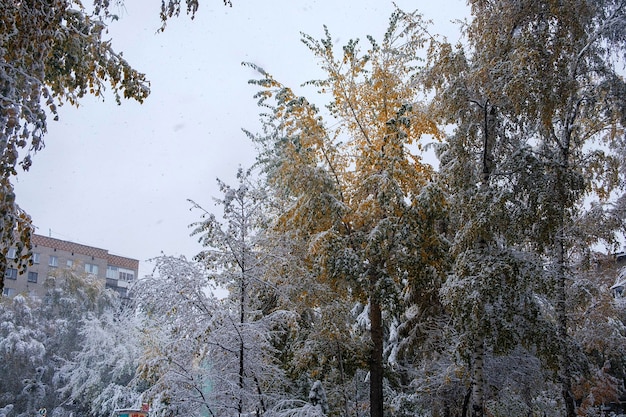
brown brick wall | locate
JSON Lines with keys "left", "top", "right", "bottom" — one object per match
{"left": 107, "top": 253, "right": 139, "bottom": 271}
{"left": 32, "top": 234, "right": 110, "bottom": 259}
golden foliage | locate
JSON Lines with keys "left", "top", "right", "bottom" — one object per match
{"left": 250, "top": 10, "right": 442, "bottom": 242}
{"left": 247, "top": 16, "right": 452, "bottom": 393}
{"left": 572, "top": 362, "right": 622, "bottom": 416}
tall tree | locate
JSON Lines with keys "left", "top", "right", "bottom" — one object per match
{"left": 247, "top": 10, "right": 447, "bottom": 416}
{"left": 189, "top": 168, "right": 291, "bottom": 416}
{"left": 134, "top": 172, "right": 295, "bottom": 417}
{"left": 426, "top": 1, "right": 626, "bottom": 416}
{"left": 424, "top": 57, "right": 551, "bottom": 416}
{"left": 472, "top": 2, "right": 626, "bottom": 416}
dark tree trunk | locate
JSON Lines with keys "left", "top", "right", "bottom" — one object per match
{"left": 557, "top": 231, "right": 576, "bottom": 417}
{"left": 238, "top": 265, "right": 246, "bottom": 417}
{"left": 462, "top": 386, "right": 471, "bottom": 417}
{"left": 369, "top": 285, "right": 384, "bottom": 417}
{"left": 556, "top": 140, "right": 576, "bottom": 417}
{"left": 470, "top": 339, "right": 485, "bottom": 417}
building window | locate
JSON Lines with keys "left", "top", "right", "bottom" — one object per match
{"left": 106, "top": 266, "right": 118, "bottom": 279}
{"left": 85, "top": 263, "right": 98, "bottom": 275}
{"left": 7, "top": 248, "right": 17, "bottom": 259}
{"left": 66, "top": 259, "right": 73, "bottom": 268}
{"left": 107, "top": 266, "right": 135, "bottom": 281}
{"left": 2, "top": 288, "right": 15, "bottom": 297}
{"left": 5, "top": 268, "right": 17, "bottom": 280}
{"left": 32, "top": 253, "right": 40, "bottom": 264}
{"left": 119, "top": 269, "right": 135, "bottom": 281}
{"left": 27, "top": 272, "right": 38, "bottom": 283}
{"left": 49, "top": 255, "right": 58, "bottom": 267}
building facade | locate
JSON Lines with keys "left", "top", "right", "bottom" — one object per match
{"left": 3, "top": 234, "right": 139, "bottom": 299}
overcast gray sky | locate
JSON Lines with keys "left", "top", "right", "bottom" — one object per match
{"left": 13, "top": 0, "right": 469, "bottom": 276}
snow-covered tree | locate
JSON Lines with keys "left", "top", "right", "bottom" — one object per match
{"left": 247, "top": 10, "right": 448, "bottom": 417}
{"left": 567, "top": 254, "right": 626, "bottom": 416}
{"left": 132, "top": 255, "right": 220, "bottom": 417}
{"left": 56, "top": 307, "right": 142, "bottom": 417}
{"left": 468, "top": 2, "right": 626, "bottom": 416}
{"left": 0, "top": 295, "right": 46, "bottom": 414}
{"left": 0, "top": 267, "right": 127, "bottom": 417}
{"left": 253, "top": 176, "right": 370, "bottom": 416}
{"left": 422, "top": 27, "right": 551, "bottom": 417}
{"left": 189, "top": 168, "right": 292, "bottom": 416}
{"left": 135, "top": 172, "right": 292, "bottom": 417}
{"left": 425, "top": 1, "right": 626, "bottom": 416}
{"left": 18, "top": 367, "right": 46, "bottom": 417}
{"left": 430, "top": 106, "right": 551, "bottom": 417}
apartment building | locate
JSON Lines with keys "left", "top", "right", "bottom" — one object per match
{"left": 3, "top": 234, "right": 139, "bottom": 299}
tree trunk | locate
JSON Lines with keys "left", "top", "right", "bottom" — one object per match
{"left": 238, "top": 266, "right": 246, "bottom": 417}
{"left": 462, "top": 386, "right": 471, "bottom": 417}
{"left": 556, "top": 139, "right": 576, "bottom": 417}
{"left": 471, "top": 338, "right": 485, "bottom": 417}
{"left": 369, "top": 274, "right": 384, "bottom": 417}
{"left": 469, "top": 101, "right": 491, "bottom": 417}
{"left": 337, "top": 342, "right": 351, "bottom": 417}
{"left": 238, "top": 331, "right": 244, "bottom": 416}
{"left": 556, "top": 227, "right": 576, "bottom": 417}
